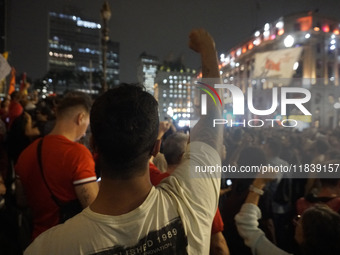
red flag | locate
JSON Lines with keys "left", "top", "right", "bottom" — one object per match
{"left": 8, "top": 68, "right": 16, "bottom": 95}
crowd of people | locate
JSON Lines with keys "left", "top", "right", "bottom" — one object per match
{"left": 0, "top": 29, "right": 339, "bottom": 255}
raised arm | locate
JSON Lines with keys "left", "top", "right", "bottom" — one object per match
{"left": 235, "top": 176, "right": 290, "bottom": 255}
{"left": 24, "top": 112, "right": 40, "bottom": 137}
{"left": 189, "top": 29, "right": 223, "bottom": 154}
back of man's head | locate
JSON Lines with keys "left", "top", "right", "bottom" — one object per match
{"left": 163, "top": 132, "right": 188, "bottom": 165}
{"left": 91, "top": 84, "right": 159, "bottom": 179}
{"left": 56, "top": 91, "right": 92, "bottom": 119}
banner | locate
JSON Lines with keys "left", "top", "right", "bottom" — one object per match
{"left": 253, "top": 47, "right": 303, "bottom": 79}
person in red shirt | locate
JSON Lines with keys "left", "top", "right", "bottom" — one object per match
{"left": 8, "top": 91, "right": 23, "bottom": 129}
{"left": 297, "top": 177, "right": 340, "bottom": 215}
{"left": 15, "top": 92, "right": 99, "bottom": 240}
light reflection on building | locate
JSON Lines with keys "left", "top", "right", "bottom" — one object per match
{"left": 219, "top": 11, "right": 340, "bottom": 128}
{"left": 48, "top": 12, "right": 119, "bottom": 92}
{"left": 155, "top": 61, "right": 196, "bottom": 128}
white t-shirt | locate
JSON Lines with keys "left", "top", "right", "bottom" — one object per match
{"left": 25, "top": 141, "right": 221, "bottom": 255}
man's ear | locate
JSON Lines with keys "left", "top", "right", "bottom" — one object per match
{"left": 76, "top": 112, "right": 85, "bottom": 125}
{"left": 151, "top": 139, "right": 161, "bottom": 157}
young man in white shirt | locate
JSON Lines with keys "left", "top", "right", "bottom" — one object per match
{"left": 25, "top": 28, "right": 223, "bottom": 255}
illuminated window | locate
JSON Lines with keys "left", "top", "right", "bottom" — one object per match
{"left": 77, "top": 19, "right": 101, "bottom": 29}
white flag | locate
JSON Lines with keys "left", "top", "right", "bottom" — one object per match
{"left": 253, "top": 47, "right": 303, "bottom": 79}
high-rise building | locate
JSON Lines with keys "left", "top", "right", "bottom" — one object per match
{"left": 219, "top": 11, "right": 340, "bottom": 128}
{"left": 155, "top": 59, "right": 197, "bottom": 127}
{"left": 47, "top": 12, "right": 119, "bottom": 93}
{"left": 137, "top": 52, "right": 159, "bottom": 95}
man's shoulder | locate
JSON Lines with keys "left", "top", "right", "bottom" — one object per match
{"left": 45, "top": 135, "right": 91, "bottom": 154}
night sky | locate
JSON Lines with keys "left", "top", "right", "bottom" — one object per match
{"left": 7, "top": 0, "right": 340, "bottom": 83}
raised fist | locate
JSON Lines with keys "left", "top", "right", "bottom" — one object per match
{"left": 188, "top": 28, "right": 216, "bottom": 53}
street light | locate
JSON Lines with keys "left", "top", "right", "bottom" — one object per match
{"left": 100, "top": 1, "right": 111, "bottom": 92}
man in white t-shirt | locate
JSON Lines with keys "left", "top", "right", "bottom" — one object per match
{"left": 25, "top": 28, "right": 223, "bottom": 255}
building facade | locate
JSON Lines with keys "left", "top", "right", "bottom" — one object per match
{"left": 154, "top": 60, "right": 197, "bottom": 127}
{"left": 137, "top": 52, "right": 159, "bottom": 95}
{"left": 48, "top": 12, "right": 119, "bottom": 93}
{"left": 219, "top": 11, "right": 340, "bottom": 129}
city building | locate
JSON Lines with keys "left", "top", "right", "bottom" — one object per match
{"left": 47, "top": 11, "right": 119, "bottom": 93}
{"left": 154, "top": 58, "right": 197, "bottom": 127}
{"left": 137, "top": 52, "right": 159, "bottom": 95}
{"left": 219, "top": 11, "right": 340, "bottom": 128}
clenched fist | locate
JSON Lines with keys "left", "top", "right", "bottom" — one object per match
{"left": 188, "top": 28, "right": 216, "bottom": 54}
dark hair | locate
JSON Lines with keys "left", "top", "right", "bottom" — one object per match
{"left": 163, "top": 132, "right": 188, "bottom": 165}
{"left": 56, "top": 91, "right": 92, "bottom": 117}
{"left": 90, "top": 84, "right": 159, "bottom": 179}
{"left": 301, "top": 204, "right": 340, "bottom": 255}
